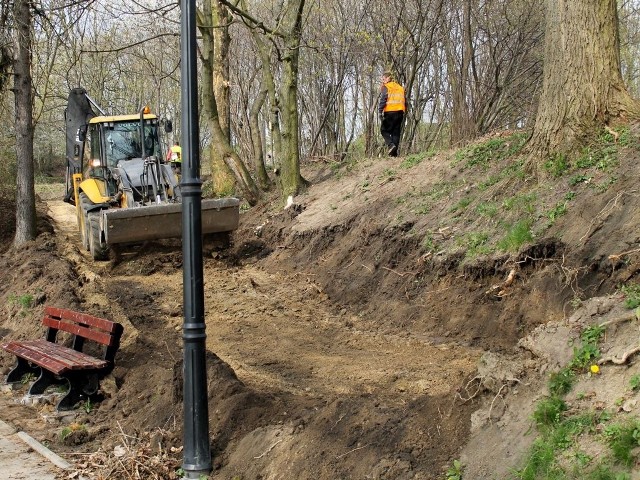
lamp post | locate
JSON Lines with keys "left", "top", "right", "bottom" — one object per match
{"left": 180, "top": 0, "right": 211, "bottom": 477}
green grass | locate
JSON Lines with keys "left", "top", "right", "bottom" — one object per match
{"left": 450, "top": 197, "right": 472, "bottom": 213}
{"left": 399, "top": 151, "right": 435, "bottom": 169}
{"left": 510, "top": 324, "right": 637, "bottom": 479}
{"left": 454, "top": 132, "right": 527, "bottom": 170}
{"left": 533, "top": 397, "right": 568, "bottom": 427}
{"left": 603, "top": 420, "right": 640, "bottom": 466}
{"left": 544, "top": 153, "right": 570, "bottom": 178}
{"left": 8, "top": 293, "right": 34, "bottom": 309}
{"left": 498, "top": 219, "right": 533, "bottom": 252}
{"left": 619, "top": 283, "right": 640, "bottom": 309}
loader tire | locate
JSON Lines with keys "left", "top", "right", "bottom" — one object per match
{"left": 88, "top": 212, "right": 109, "bottom": 261}
{"left": 78, "top": 193, "right": 91, "bottom": 251}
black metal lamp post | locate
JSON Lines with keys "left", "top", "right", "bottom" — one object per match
{"left": 180, "top": 0, "right": 212, "bottom": 477}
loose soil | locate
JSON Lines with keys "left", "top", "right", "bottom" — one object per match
{"left": 1, "top": 130, "right": 640, "bottom": 479}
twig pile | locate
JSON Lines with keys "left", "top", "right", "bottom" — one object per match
{"left": 65, "top": 424, "right": 183, "bottom": 480}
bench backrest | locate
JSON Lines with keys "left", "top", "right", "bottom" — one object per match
{"left": 43, "top": 306, "right": 124, "bottom": 363}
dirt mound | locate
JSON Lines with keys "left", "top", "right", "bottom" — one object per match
{"left": 1, "top": 127, "right": 640, "bottom": 478}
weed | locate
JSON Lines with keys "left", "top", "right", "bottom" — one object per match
{"left": 593, "top": 176, "right": 617, "bottom": 193}
{"left": 421, "top": 234, "right": 437, "bottom": 252}
{"left": 544, "top": 153, "right": 570, "bottom": 178}
{"left": 568, "top": 328, "right": 603, "bottom": 370}
{"left": 414, "top": 203, "right": 431, "bottom": 215}
{"left": 498, "top": 219, "right": 533, "bottom": 252}
{"left": 454, "top": 132, "right": 527, "bottom": 170}
{"left": 570, "top": 297, "right": 582, "bottom": 309}
{"left": 20, "top": 373, "right": 36, "bottom": 385}
{"left": 380, "top": 168, "right": 396, "bottom": 180}
{"left": 619, "top": 283, "right": 640, "bottom": 309}
{"left": 400, "top": 151, "right": 433, "bottom": 169}
{"left": 83, "top": 398, "right": 93, "bottom": 413}
{"left": 547, "top": 202, "right": 568, "bottom": 222}
{"left": 60, "top": 422, "right": 86, "bottom": 441}
{"left": 548, "top": 369, "right": 575, "bottom": 397}
{"left": 450, "top": 197, "right": 472, "bottom": 213}
{"left": 8, "top": 293, "right": 34, "bottom": 310}
{"left": 502, "top": 192, "right": 537, "bottom": 215}
{"left": 476, "top": 202, "right": 498, "bottom": 218}
{"left": 603, "top": 420, "right": 640, "bottom": 466}
{"left": 629, "top": 374, "right": 640, "bottom": 391}
{"left": 458, "top": 232, "right": 491, "bottom": 257}
{"left": 533, "top": 397, "right": 567, "bottom": 427}
{"left": 478, "top": 174, "right": 500, "bottom": 190}
{"left": 569, "top": 174, "right": 591, "bottom": 186}
{"left": 446, "top": 459, "right": 463, "bottom": 480}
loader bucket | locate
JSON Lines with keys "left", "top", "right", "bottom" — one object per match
{"left": 103, "top": 197, "right": 240, "bottom": 245}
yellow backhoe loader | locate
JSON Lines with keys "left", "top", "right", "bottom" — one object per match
{"left": 64, "top": 88, "right": 239, "bottom": 260}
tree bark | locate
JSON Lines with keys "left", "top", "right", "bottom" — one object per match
{"left": 528, "top": 0, "right": 640, "bottom": 159}
{"left": 13, "top": 0, "right": 36, "bottom": 245}
{"left": 199, "top": 0, "right": 238, "bottom": 197}
{"left": 248, "top": 81, "right": 271, "bottom": 190}
{"left": 278, "top": 0, "right": 309, "bottom": 198}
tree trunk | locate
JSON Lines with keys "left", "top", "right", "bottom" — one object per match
{"left": 278, "top": 0, "right": 309, "bottom": 199}
{"left": 199, "top": 0, "right": 236, "bottom": 197}
{"left": 528, "top": 0, "right": 640, "bottom": 159}
{"left": 213, "top": 0, "right": 231, "bottom": 138}
{"left": 13, "top": 0, "right": 36, "bottom": 246}
{"left": 249, "top": 81, "right": 271, "bottom": 190}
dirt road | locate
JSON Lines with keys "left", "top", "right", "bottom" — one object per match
{"left": 2, "top": 199, "right": 480, "bottom": 479}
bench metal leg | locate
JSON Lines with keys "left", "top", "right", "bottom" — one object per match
{"left": 28, "top": 369, "right": 58, "bottom": 395}
{"left": 5, "top": 358, "right": 40, "bottom": 384}
{"left": 56, "top": 379, "right": 84, "bottom": 411}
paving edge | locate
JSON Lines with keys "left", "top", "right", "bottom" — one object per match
{"left": 16, "top": 431, "right": 72, "bottom": 470}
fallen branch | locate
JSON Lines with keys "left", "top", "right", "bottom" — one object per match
{"left": 381, "top": 266, "right": 417, "bottom": 277}
{"left": 336, "top": 444, "right": 368, "bottom": 459}
{"left": 254, "top": 439, "right": 283, "bottom": 459}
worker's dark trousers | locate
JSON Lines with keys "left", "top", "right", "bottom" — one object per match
{"left": 380, "top": 111, "right": 404, "bottom": 157}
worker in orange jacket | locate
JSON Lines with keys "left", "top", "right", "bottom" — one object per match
{"left": 378, "top": 71, "right": 406, "bottom": 157}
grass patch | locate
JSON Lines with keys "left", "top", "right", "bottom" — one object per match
{"left": 458, "top": 231, "right": 492, "bottom": 257}
{"left": 620, "top": 282, "right": 640, "bottom": 309}
{"left": 603, "top": 420, "right": 640, "bottom": 466}
{"left": 544, "top": 153, "right": 570, "bottom": 178}
{"left": 454, "top": 132, "right": 527, "bottom": 170}
{"left": 497, "top": 219, "right": 533, "bottom": 252}
{"left": 450, "top": 197, "right": 472, "bottom": 214}
{"left": 511, "top": 324, "right": 623, "bottom": 479}
{"left": 400, "top": 151, "right": 434, "bottom": 169}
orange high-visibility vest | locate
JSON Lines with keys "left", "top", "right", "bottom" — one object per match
{"left": 382, "top": 82, "right": 406, "bottom": 113}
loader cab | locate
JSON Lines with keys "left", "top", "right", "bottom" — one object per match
{"left": 89, "top": 115, "right": 161, "bottom": 168}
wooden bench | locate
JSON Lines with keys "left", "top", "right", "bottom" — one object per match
{"left": 1, "top": 306, "right": 123, "bottom": 411}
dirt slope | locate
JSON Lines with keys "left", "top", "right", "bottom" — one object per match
{"left": 1, "top": 127, "right": 640, "bottom": 479}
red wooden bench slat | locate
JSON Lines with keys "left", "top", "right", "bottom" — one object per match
{"left": 2, "top": 342, "right": 69, "bottom": 375}
{"left": 45, "top": 306, "right": 119, "bottom": 334}
{"left": 2, "top": 340, "right": 108, "bottom": 375}
{"left": 43, "top": 316, "right": 115, "bottom": 346}
{"left": 22, "top": 340, "right": 107, "bottom": 368}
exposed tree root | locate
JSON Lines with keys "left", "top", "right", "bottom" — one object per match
{"left": 598, "top": 311, "right": 640, "bottom": 365}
